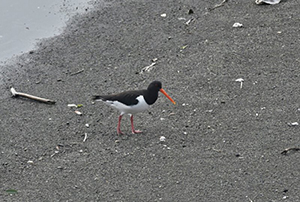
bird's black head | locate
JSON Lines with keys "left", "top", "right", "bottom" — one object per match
{"left": 148, "top": 81, "right": 162, "bottom": 92}
{"left": 144, "top": 80, "right": 175, "bottom": 105}
{"left": 143, "top": 81, "right": 162, "bottom": 105}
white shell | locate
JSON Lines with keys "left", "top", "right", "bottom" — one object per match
{"left": 233, "top": 22, "right": 243, "bottom": 28}
{"left": 160, "top": 136, "right": 166, "bottom": 142}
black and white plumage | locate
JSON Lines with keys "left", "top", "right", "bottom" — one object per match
{"left": 93, "top": 81, "right": 176, "bottom": 135}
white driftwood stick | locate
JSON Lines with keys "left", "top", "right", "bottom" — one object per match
{"left": 10, "top": 87, "right": 56, "bottom": 104}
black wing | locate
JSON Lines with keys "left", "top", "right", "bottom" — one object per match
{"left": 93, "top": 90, "right": 146, "bottom": 106}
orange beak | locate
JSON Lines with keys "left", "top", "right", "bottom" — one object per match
{"left": 160, "top": 88, "right": 176, "bottom": 105}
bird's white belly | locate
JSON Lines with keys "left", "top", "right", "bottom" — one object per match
{"left": 106, "top": 95, "right": 149, "bottom": 115}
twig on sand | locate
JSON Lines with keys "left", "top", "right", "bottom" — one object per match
{"left": 10, "top": 87, "right": 56, "bottom": 104}
{"left": 209, "top": 0, "right": 228, "bottom": 11}
{"left": 140, "top": 62, "right": 156, "bottom": 74}
{"left": 70, "top": 69, "right": 84, "bottom": 76}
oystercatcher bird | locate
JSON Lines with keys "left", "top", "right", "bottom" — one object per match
{"left": 93, "top": 81, "right": 176, "bottom": 135}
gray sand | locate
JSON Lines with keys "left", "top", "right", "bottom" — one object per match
{"left": 1, "top": 0, "right": 299, "bottom": 201}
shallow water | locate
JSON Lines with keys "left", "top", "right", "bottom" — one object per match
{"left": 0, "top": 0, "right": 93, "bottom": 64}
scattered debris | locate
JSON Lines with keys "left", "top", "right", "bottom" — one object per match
{"left": 68, "top": 104, "right": 77, "bottom": 107}
{"left": 68, "top": 104, "right": 83, "bottom": 108}
{"left": 185, "top": 18, "right": 194, "bottom": 25}
{"left": 168, "top": 112, "right": 176, "bottom": 116}
{"left": 181, "top": 45, "right": 188, "bottom": 50}
{"left": 211, "top": 147, "right": 222, "bottom": 152}
{"left": 209, "top": 0, "right": 228, "bottom": 11}
{"left": 35, "top": 77, "right": 42, "bottom": 84}
{"left": 83, "top": 133, "right": 88, "bottom": 142}
{"left": 6, "top": 189, "right": 18, "bottom": 194}
{"left": 188, "top": 9, "right": 194, "bottom": 15}
{"left": 152, "top": 58, "right": 158, "bottom": 62}
{"left": 10, "top": 87, "right": 56, "bottom": 104}
{"left": 160, "top": 136, "right": 166, "bottom": 142}
{"left": 51, "top": 150, "right": 59, "bottom": 157}
{"left": 255, "top": 0, "right": 281, "bottom": 5}
{"left": 235, "top": 78, "right": 244, "bottom": 88}
{"left": 233, "top": 22, "right": 243, "bottom": 28}
{"left": 287, "top": 122, "right": 299, "bottom": 126}
{"left": 161, "top": 13, "right": 167, "bottom": 17}
{"left": 74, "top": 110, "right": 82, "bottom": 115}
{"left": 70, "top": 69, "right": 84, "bottom": 76}
{"left": 162, "top": 144, "right": 171, "bottom": 150}
{"left": 140, "top": 62, "right": 156, "bottom": 74}
{"left": 281, "top": 147, "right": 300, "bottom": 155}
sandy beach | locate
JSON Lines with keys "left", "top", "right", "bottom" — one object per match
{"left": 1, "top": 0, "right": 299, "bottom": 201}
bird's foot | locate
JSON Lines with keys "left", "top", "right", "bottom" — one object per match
{"left": 132, "top": 129, "right": 142, "bottom": 134}
{"left": 117, "top": 129, "right": 124, "bottom": 135}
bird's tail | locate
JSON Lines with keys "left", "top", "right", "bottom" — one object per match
{"left": 92, "top": 95, "right": 104, "bottom": 101}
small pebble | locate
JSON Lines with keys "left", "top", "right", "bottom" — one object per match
{"left": 75, "top": 111, "right": 82, "bottom": 115}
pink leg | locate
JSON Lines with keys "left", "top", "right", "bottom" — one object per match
{"left": 117, "top": 115, "right": 124, "bottom": 135}
{"left": 130, "top": 115, "right": 142, "bottom": 134}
